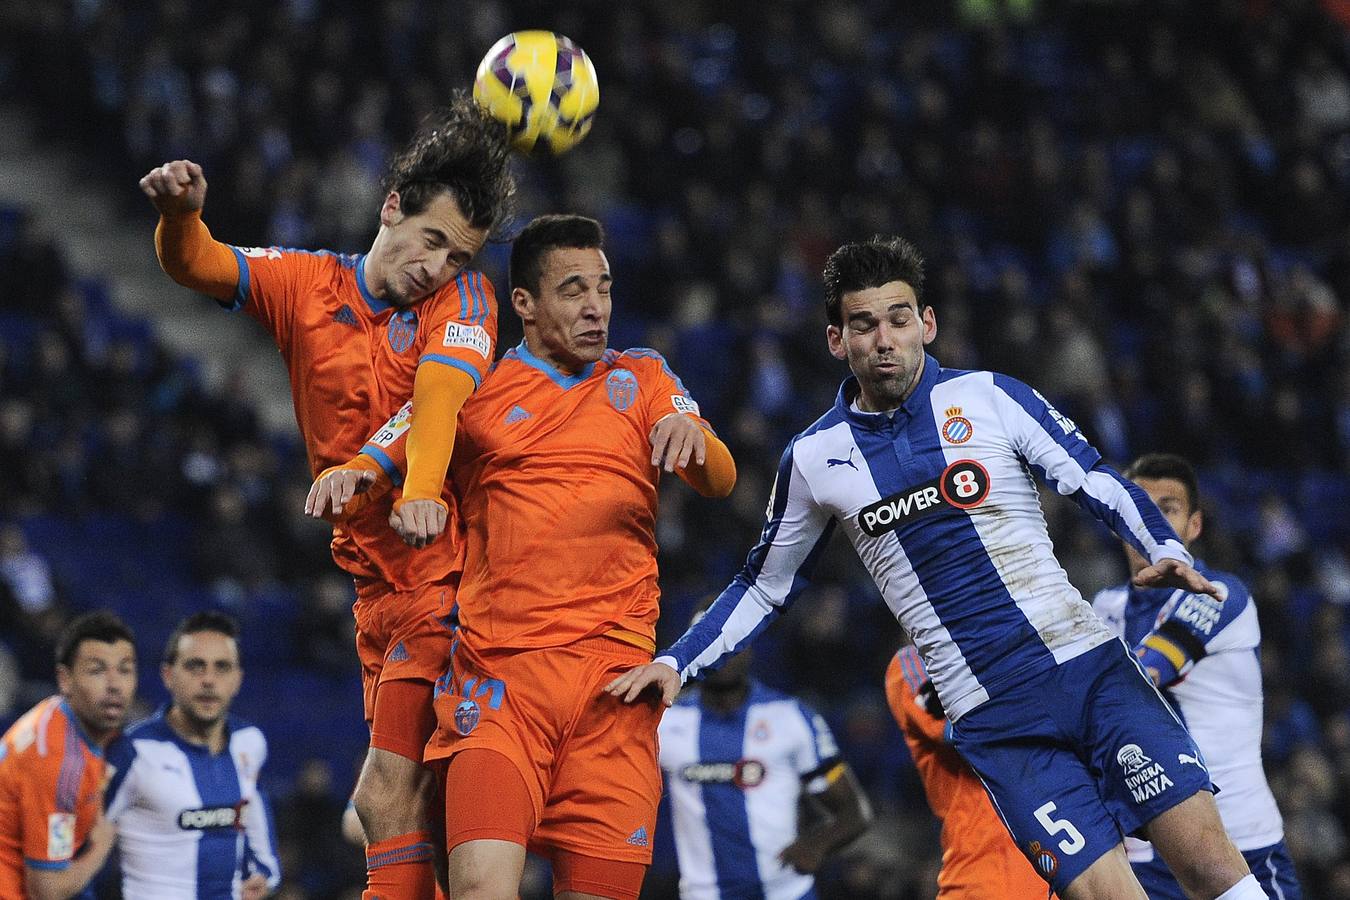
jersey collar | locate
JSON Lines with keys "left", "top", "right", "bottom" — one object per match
{"left": 511, "top": 340, "right": 598, "bottom": 389}
{"left": 355, "top": 255, "right": 392, "bottom": 315}
{"left": 836, "top": 352, "right": 941, "bottom": 428}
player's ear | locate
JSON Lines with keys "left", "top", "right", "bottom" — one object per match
{"left": 511, "top": 286, "right": 535, "bottom": 323}
{"left": 379, "top": 192, "right": 403, "bottom": 227}
{"left": 826, "top": 325, "right": 847, "bottom": 361}
{"left": 55, "top": 664, "right": 72, "bottom": 697}
{"left": 921, "top": 304, "right": 937, "bottom": 345}
{"left": 1189, "top": 508, "right": 1203, "bottom": 542}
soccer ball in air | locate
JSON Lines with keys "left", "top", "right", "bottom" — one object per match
{"left": 473, "top": 31, "right": 599, "bottom": 155}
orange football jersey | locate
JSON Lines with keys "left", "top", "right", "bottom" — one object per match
{"left": 0, "top": 697, "right": 110, "bottom": 897}
{"left": 227, "top": 247, "right": 497, "bottom": 590}
{"left": 885, "top": 648, "right": 1055, "bottom": 899}
{"left": 449, "top": 343, "right": 711, "bottom": 651}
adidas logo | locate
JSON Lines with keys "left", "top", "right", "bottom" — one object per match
{"left": 333, "top": 305, "right": 358, "bottom": 326}
{"left": 625, "top": 826, "right": 649, "bottom": 847}
{"left": 504, "top": 405, "right": 531, "bottom": 424}
{"left": 388, "top": 642, "right": 409, "bottom": 662}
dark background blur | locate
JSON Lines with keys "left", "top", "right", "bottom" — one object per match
{"left": 1, "top": 0, "right": 1348, "bottom": 897}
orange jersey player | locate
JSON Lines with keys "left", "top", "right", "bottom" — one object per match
{"left": 138, "top": 93, "right": 516, "bottom": 900}
{"left": 885, "top": 646, "right": 1056, "bottom": 899}
{"left": 0, "top": 612, "right": 136, "bottom": 900}
{"left": 347, "top": 215, "right": 737, "bottom": 900}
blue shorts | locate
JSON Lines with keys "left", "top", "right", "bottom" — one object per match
{"left": 1133, "top": 840, "right": 1302, "bottom": 900}
{"left": 948, "top": 639, "right": 1213, "bottom": 894}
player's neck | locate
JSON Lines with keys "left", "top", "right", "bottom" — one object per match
{"left": 167, "top": 705, "right": 228, "bottom": 754}
{"left": 522, "top": 334, "right": 587, "bottom": 376}
{"left": 701, "top": 680, "right": 749, "bottom": 715}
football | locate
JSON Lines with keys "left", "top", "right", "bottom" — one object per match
{"left": 473, "top": 31, "right": 599, "bottom": 155}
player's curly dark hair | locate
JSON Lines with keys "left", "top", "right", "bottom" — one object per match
{"left": 382, "top": 91, "right": 516, "bottom": 238}
{"left": 822, "top": 235, "right": 927, "bottom": 327}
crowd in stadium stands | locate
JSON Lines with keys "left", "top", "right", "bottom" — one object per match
{"left": 2, "top": 0, "right": 1350, "bottom": 896}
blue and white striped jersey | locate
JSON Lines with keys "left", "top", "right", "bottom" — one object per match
{"left": 1093, "top": 564, "right": 1285, "bottom": 854}
{"left": 658, "top": 681, "right": 839, "bottom": 900}
{"left": 660, "top": 356, "right": 1190, "bottom": 721}
{"left": 106, "top": 709, "right": 280, "bottom": 899}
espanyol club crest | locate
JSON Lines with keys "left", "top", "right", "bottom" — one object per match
{"left": 1027, "top": 840, "right": 1058, "bottom": 879}
{"left": 387, "top": 310, "right": 418, "bottom": 352}
{"left": 454, "top": 699, "right": 480, "bottom": 735}
{"left": 941, "top": 406, "right": 973, "bottom": 444}
{"left": 606, "top": 369, "right": 638, "bottom": 411}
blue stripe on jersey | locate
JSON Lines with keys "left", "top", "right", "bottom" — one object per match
{"left": 359, "top": 445, "right": 405, "bottom": 487}
{"left": 698, "top": 706, "right": 765, "bottom": 899}
{"left": 247, "top": 792, "right": 278, "bottom": 879}
{"left": 471, "top": 272, "right": 489, "bottom": 325}
{"left": 227, "top": 247, "right": 251, "bottom": 311}
{"left": 897, "top": 646, "right": 927, "bottom": 692}
{"left": 454, "top": 273, "right": 469, "bottom": 322}
{"left": 418, "top": 353, "right": 484, "bottom": 388}
{"left": 849, "top": 411, "right": 1053, "bottom": 685}
{"left": 184, "top": 743, "right": 244, "bottom": 900}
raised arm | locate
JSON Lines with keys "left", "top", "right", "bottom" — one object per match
{"left": 990, "top": 374, "right": 1219, "bottom": 597}
{"left": 140, "top": 160, "right": 239, "bottom": 302}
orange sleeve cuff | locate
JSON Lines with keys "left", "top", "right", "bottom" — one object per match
{"left": 402, "top": 363, "right": 477, "bottom": 501}
{"left": 155, "top": 210, "right": 239, "bottom": 301}
{"left": 680, "top": 428, "right": 737, "bottom": 498}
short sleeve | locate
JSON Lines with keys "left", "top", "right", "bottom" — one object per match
{"left": 623, "top": 349, "right": 711, "bottom": 433}
{"left": 417, "top": 270, "right": 499, "bottom": 390}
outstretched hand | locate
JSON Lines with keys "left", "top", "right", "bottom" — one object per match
{"left": 1132, "top": 557, "right": 1223, "bottom": 599}
{"left": 603, "top": 661, "right": 681, "bottom": 706}
{"left": 390, "top": 497, "right": 448, "bottom": 549}
{"left": 139, "top": 159, "right": 208, "bottom": 216}
{"left": 305, "top": 466, "right": 382, "bottom": 522}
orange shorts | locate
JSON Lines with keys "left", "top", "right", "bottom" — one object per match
{"left": 353, "top": 576, "right": 458, "bottom": 759}
{"left": 426, "top": 633, "right": 663, "bottom": 864}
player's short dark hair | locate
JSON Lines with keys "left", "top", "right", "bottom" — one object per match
{"left": 510, "top": 214, "right": 605, "bottom": 296}
{"left": 383, "top": 90, "right": 516, "bottom": 237}
{"left": 55, "top": 611, "right": 135, "bottom": 668}
{"left": 163, "top": 611, "right": 240, "bottom": 665}
{"left": 1125, "top": 453, "right": 1200, "bottom": 514}
{"left": 822, "top": 235, "right": 926, "bottom": 327}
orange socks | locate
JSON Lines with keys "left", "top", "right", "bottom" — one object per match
{"left": 362, "top": 830, "right": 436, "bottom": 900}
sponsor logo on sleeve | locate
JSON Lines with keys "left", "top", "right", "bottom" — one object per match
{"left": 369, "top": 403, "right": 412, "bottom": 449}
{"left": 47, "top": 813, "right": 75, "bottom": 860}
{"left": 442, "top": 322, "right": 491, "bottom": 358}
{"left": 236, "top": 246, "right": 283, "bottom": 260}
{"left": 671, "top": 394, "right": 700, "bottom": 416}
{"left": 1172, "top": 594, "right": 1222, "bottom": 635}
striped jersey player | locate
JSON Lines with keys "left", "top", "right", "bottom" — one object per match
{"left": 1092, "top": 453, "right": 1300, "bottom": 900}
{"left": 609, "top": 237, "right": 1271, "bottom": 900}
{"left": 106, "top": 711, "right": 279, "bottom": 899}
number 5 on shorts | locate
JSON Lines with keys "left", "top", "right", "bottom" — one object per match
{"left": 1034, "top": 801, "right": 1086, "bottom": 854}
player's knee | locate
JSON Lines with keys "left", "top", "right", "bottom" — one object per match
{"left": 353, "top": 749, "right": 433, "bottom": 832}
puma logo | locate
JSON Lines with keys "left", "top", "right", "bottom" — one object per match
{"left": 1178, "top": 753, "right": 1205, "bottom": 769}
{"left": 827, "top": 448, "right": 858, "bottom": 470}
